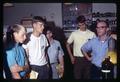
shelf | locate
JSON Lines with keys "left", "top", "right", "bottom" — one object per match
{"left": 62, "top": 3, "right": 92, "bottom": 30}
{"left": 20, "top": 17, "right": 33, "bottom": 28}
{"left": 93, "top": 16, "right": 116, "bottom": 18}
{"left": 92, "top": 16, "right": 117, "bottom": 30}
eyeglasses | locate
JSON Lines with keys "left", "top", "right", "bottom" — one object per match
{"left": 36, "top": 22, "right": 44, "bottom": 27}
{"left": 39, "top": 23, "right": 44, "bottom": 27}
{"left": 96, "top": 26, "right": 107, "bottom": 29}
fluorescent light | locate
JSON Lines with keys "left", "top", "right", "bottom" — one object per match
{"left": 64, "top": 3, "right": 73, "bottom": 5}
{"left": 3, "top": 3, "right": 14, "bottom": 7}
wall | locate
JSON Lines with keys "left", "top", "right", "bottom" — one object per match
{"left": 3, "top": 3, "right": 62, "bottom": 27}
{"left": 3, "top": 3, "right": 116, "bottom": 35}
{"left": 92, "top": 3, "right": 116, "bottom": 13}
{"left": 3, "top": 3, "right": 116, "bottom": 27}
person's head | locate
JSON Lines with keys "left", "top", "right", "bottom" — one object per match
{"left": 76, "top": 15, "right": 86, "bottom": 30}
{"left": 6, "top": 24, "right": 27, "bottom": 45}
{"left": 32, "top": 16, "right": 45, "bottom": 34}
{"left": 96, "top": 20, "right": 109, "bottom": 37}
{"left": 45, "top": 28, "right": 53, "bottom": 40}
{"left": 96, "top": 19, "right": 100, "bottom": 23}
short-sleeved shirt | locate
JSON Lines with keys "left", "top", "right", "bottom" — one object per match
{"left": 47, "top": 40, "right": 64, "bottom": 64}
{"left": 67, "top": 29, "right": 96, "bottom": 57}
{"left": 23, "top": 34, "right": 48, "bottom": 66}
{"left": 6, "top": 43, "right": 26, "bottom": 77}
{"left": 81, "top": 36, "right": 110, "bottom": 67}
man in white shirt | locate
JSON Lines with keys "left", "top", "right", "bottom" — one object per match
{"left": 23, "top": 16, "right": 49, "bottom": 79}
{"left": 66, "top": 15, "right": 96, "bottom": 79}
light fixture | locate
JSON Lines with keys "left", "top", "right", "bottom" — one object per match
{"left": 3, "top": 3, "right": 14, "bottom": 7}
{"left": 64, "top": 3, "right": 73, "bottom": 5}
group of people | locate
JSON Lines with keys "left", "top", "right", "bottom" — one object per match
{"left": 3, "top": 15, "right": 116, "bottom": 79}
{"left": 3, "top": 16, "right": 64, "bottom": 79}
{"left": 66, "top": 15, "right": 116, "bottom": 79}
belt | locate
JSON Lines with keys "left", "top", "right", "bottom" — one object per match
{"left": 50, "top": 62, "right": 58, "bottom": 65}
{"left": 74, "top": 56, "right": 85, "bottom": 59}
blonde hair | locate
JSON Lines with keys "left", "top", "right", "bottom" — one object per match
{"left": 5, "top": 24, "right": 26, "bottom": 49}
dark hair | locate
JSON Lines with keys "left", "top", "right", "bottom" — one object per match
{"left": 32, "top": 16, "right": 45, "bottom": 24}
{"left": 5, "top": 24, "right": 25, "bottom": 49}
{"left": 44, "top": 27, "right": 53, "bottom": 35}
{"left": 96, "top": 19, "right": 100, "bottom": 22}
{"left": 44, "top": 27, "right": 55, "bottom": 38}
{"left": 76, "top": 15, "right": 86, "bottom": 23}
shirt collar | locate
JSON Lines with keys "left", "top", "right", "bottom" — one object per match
{"left": 31, "top": 34, "right": 41, "bottom": 40}
{"left": 15, "top": 43, "right": 22, "bottom": 47}
{"left": 50, "top": 39, "right": 55, "bottom": 45}
{"left": 97, "top": 35, "right": 110, "bottom": 42}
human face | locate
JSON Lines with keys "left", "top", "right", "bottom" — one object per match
{"left": 46, "top": 30, "right": 52, "bottom": 39}
{"left": 33, "top": 22, "right": 44, "bottom": 34}
{"left": 96, "top": 22, "right": 108, "bottom": 37}
{"left": 14, "top": 26, "right": 27, "bottom": 43}
{"left": 78, "top": 22, "right": 86, "bottom": 30}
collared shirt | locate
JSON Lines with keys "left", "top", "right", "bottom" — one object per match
{"left": 23, "top": 34, "right": 48, "bottom": 66}
{"left": 47, "top": 40, "right": 64, "bottom": 64}
{"left": 6, "top": 43, "right": 26, "bottom": 77}
{"left": 67, "top": 29, "right": 96, "bottom": 57}
{"left": 81, "top": 36, "right": 110, "bottom": 67}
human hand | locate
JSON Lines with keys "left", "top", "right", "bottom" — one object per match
{"left": 56, "top": 64, "right": 64, "bottom": 78}
{"left": 87, "top": 57, "right": 92, "bottom": 61}
{"left": 70, "top": 56, "right": 75, "bottom": 64}
{"left": 10, "top": 64, "right": 22, "bottom": 72}
{"left": 23, "top": 64, "right": 29, "bottom": 71}
{"left": 111, "top": 34, "right": 117, "bottom": 40}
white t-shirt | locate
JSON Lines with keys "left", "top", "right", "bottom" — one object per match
{"left": 23, "top": 34, "right": 48, "bottom": 66}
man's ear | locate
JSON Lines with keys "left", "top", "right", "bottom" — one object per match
{"left": 13, "top": 32, "right": 17, "bottom": 37}
{"left": 107, "top": 28, "right": 110, "bottom": 31}
{"left": 33, "top": 23, "right": 36, "bottom": 28}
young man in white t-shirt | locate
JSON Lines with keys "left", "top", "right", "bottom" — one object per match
{"left": 23, "top": 16, "right": 49, "bottom": 79}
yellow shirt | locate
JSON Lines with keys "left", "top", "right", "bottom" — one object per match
{"left": 67, "top": 29, "right": 96, "bottom": 57}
